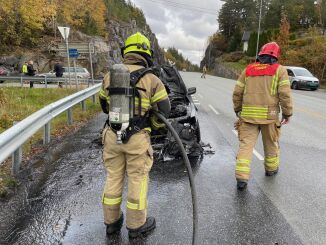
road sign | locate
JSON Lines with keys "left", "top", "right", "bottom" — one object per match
{"left": 58, "top": 26, "right": 70, "bottom": 40}
{"left": 69, "top": 48, "right": 79, "bottom": 58}
{"left": 57, "top": 43, "right": 95, "bottom": 54}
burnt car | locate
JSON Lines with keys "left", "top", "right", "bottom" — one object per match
{"left": 151, "top": 65, "right": 202, "bottom": 161}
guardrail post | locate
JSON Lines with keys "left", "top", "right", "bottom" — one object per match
{"left": 45, "top": 76, "right": 48, "bottom": 88}
{"left": 11, "top": 121, "right": 22, "bottom": 175}
{"left": 92, "top": 94, "right": 96, "bottom": 103}
{"left": 20, "top": 76, "right": 23, "bottom": 87}
{"left": 81, "top": 100, "right": 86, "bottom": 111}
{"left": 43, "top": 122, "right": 51, "bottom": 144}
{"left": 67, "top": 108, "right": 73, "bottom": 125}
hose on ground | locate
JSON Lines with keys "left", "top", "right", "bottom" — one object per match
{"left": 153, "top": 111, "right": 198, "bottom": 245}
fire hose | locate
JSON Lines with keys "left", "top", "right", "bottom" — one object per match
{"left": 153, "top": 110, "right": 198, "bottom": 245}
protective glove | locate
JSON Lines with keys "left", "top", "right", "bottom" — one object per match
{"left": 281, "top": 114, "right": 290, "bottom": 125}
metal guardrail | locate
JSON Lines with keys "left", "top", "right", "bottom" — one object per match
{"left": 0, "top": 76, "right": 102, "bottom": 88}
{"left": 0, "top": 83, "right": 102, "bottom": 174}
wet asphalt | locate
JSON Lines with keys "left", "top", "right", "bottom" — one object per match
{"left": 4, "top": 72, "right": 326, "bottom": 245}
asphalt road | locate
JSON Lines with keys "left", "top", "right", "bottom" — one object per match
{"left": 3, "top": 72, "right": 326, "bottom": 245}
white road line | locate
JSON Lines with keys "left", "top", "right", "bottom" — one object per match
{"left": 194, "top": 103, "right": 201, "bottom": 105}
{"left": 193, "top": 99, "right": 200, "bottom": 102}
{"left": 198, "top": 94, "right": 203, "bottom": 99}
{"left": 231, "top": 130, "right": 264, "bottom": 161}
{"left": 208, "top": 104, "right": 220, "bottom": 115}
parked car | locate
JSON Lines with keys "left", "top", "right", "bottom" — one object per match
{"left": 150, "top": 65, "right": 202, "bottom": 161}
{"left": 286, "top": 66, "right": 320, "bottom": 91}
{"left": 0, "top": 66, "right": 10, "bottom": 83}
{"left": 36, "top": 67, "right": 90, "bottom": 81}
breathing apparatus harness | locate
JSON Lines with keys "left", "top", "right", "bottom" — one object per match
{"left": 106, "top": 64, "right": 199, "bottom": 245}
{"left": 107, "top": 64, "right": 154, "bottom": 144}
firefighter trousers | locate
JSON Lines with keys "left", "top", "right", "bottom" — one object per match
{"left": 102, "top": 127, "right": 153, "bottom": 229}
{"left": 235, "top": 120, "right": 281, "bottom": 181}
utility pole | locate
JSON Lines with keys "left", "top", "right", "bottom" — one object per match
{"left": 256, "top": 0, "right": 263, "bottom": 59}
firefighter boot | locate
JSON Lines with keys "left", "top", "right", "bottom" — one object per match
{"left": 128, "top": 217, "right": 156, "bottom": 238}
{"left": 265, "top": 168, "right": 279, "bottom": 176}
{"left": 106, "top": 212, "right": 124, "bottom": 235}
{"left": 237, "top": 180, "right": 247, "bottom": 191}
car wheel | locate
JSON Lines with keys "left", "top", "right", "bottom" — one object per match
{"left": 0, "top": 81, "right": 4, "bottom": 83}
{"left": 291, "top": 82, "right": 298, "bottom": 90}
{"left": 311, "top": 88, "right": 317, "bottom": 91}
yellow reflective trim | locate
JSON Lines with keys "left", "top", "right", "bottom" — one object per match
{"left": 279, "top": 80, "right": 290, "bottom": 86}
{"left": 241, "top": 112, "right": 268, "bottom": 116}
{"left": 242, "top": 106, "right": 268, "bottom": 111}
{"left": 139, "top": 176, "right": 148, "bottom": 210}
{"left": 235, "top": 167, "right": 250, "bottom": 173}
{"left": 237, "top": 159, "right": 250, "bottom": 164}
{"left": 236, "top": 80, "right": 245, "bottom": 88}
{"left": 241, "top": 115, "right": 267, "bottom": 118}
{"left": 271, "top": 67, "right": 280, "bottom": 95}
{"left": 103, "top": 196, "right": 122, "bottom": 205}
{"left": 127, "top": 201, "right": 139, "bottom": 210}
{"left": 265, "top": 156, "right": 279, "bottom": 162}
{"left": 135, "top": 97, "right": 150, "bottom": 103}
{"left": 144, "top": 127, "right": 152, "bottom": 132}
{"left": 151, "top": 89, "right": 168, "bottom": 103}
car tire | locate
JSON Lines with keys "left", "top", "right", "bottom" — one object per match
{"left": 0, "top": 81, "right": 4, "bottom": 83}
{"left": 311, "top": 88, "right": 318, "bottom": 91}
{"left": 291, "top": 82, "right": 298, "bottom": 90}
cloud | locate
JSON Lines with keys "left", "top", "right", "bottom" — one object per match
{"left": 130, "top": 0, "right": 223, "bottom": 65}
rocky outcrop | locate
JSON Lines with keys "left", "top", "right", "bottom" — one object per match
{"left": 212, "top": 59, "right": 239, "bottom": 80}
{"left": 200, "top": 43, "right": 223, "bottom": 71}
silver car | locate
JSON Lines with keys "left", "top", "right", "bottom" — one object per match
{"left": 286, "top": 66, "right": 320, "bottom": 91}
{"left": 36, "top": 67, "right": 90, "bottom": 80}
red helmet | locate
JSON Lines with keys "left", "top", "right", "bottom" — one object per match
{"left": 258, "top": 42, "right": 281, "bottom": 59}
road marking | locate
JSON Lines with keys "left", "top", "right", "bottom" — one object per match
{"left": 208, "top": 104, "right": 220, "bottom": 115}
{"left": 194, "top": 103, "right": 201, "bottom": 105}
{"left": 232, "top": 130, "right": 264, "bottom": 161}
{"left": 198, "top": 94, "right": 203, "bottom": 99}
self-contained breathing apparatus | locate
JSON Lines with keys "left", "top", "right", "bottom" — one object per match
{"left": 107, "top": 64, "right": 154, "bottom": 144}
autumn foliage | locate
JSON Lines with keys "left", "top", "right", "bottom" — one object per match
{"left": 0, "top": 0, "right": 146, "bottom": 50}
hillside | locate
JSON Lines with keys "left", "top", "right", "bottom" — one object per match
{"left": 201, "top": 0, "right": 326, "bottom": 83}
{"left": 0, "top": 0, "right": 164, "bottom": 75}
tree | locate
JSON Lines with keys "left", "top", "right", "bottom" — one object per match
{"left": 276, "top": 13, "right": 290, "bottom": 48}
{"left": 60, "top": 0, "right": 106, "bottom": 35}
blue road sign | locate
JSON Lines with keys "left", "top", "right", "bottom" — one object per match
{"left": 69, "top": 48, "right": 79, "bottom": 58}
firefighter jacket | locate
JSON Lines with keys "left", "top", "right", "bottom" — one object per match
{"left": 99, "top": 53, "right": 170, "bottom": 131}
{"left": 233, "top": 62, "right": 293, "bottom": 124}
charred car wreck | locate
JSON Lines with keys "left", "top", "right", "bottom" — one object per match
{"left": 151, "top": 65, "right": 203, "bottom": 161}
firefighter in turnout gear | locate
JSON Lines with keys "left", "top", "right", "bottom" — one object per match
{"left": 99, "top": 32, "right": 171, "bottom": 238}
{"left": 232, "top": 42, "right": 293, "bottom": 190}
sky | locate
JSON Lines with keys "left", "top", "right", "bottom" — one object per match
{"left": 129, "top": 0, "right": 224, "bottom": 65}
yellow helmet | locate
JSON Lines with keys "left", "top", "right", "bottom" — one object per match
{"left": 122, "top": 32, "right": 153, "bottom": 57}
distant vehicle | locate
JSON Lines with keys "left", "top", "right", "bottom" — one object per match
{"left": 36, "top": 67, "right": 90, "bottom": 81}
{"left": 286, "top": 66, "right": 320, "bottom": 91}
{"left": 0, "top": 66, "right": 10, "bottom": 83}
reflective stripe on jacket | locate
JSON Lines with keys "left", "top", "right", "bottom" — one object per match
{"left": 233, "top": 63, "right": 293, "bottom": 124}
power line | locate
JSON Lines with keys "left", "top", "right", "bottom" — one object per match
{"left": 134, "top": 0, "right": 218, "bottom": 15}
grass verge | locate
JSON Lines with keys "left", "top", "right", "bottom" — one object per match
{"left": 0, "top": 87, "right": 101, "bottom": 197}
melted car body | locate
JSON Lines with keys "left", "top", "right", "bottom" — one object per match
{"left": 151, "top": 65, "right": 202, "bottom": 161}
